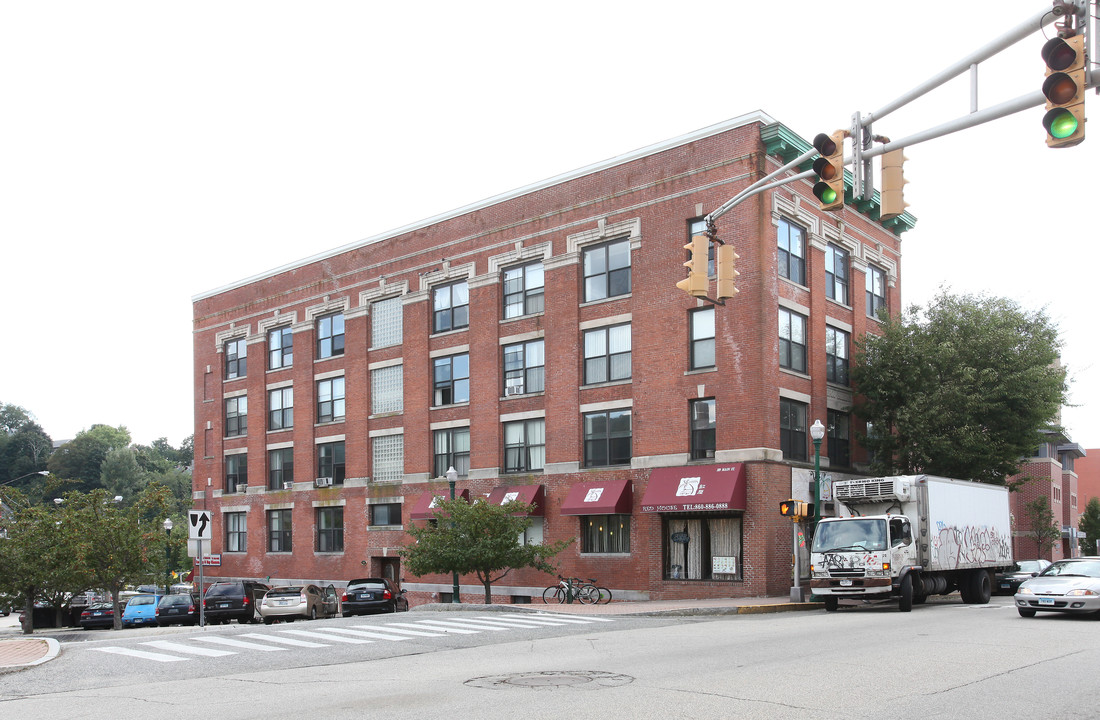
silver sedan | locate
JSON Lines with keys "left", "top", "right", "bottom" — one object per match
{"left": 259, "top": 584, "right": 339, "bottom": 624}
{"left": 1015, "top": 557, "right": 1100, "bottom": 618}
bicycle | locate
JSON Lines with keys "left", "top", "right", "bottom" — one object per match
{"left": 543, "top": 576, "right": 598, "bottom": 604}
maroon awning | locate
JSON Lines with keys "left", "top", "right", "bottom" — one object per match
{"left": 559, "top": 479, "right": 633, "bottom": 516}
{"left": 486, "top": 484, "right": 545, "bottom": 516}
{"left": 408, "top": 488, "right": 471, "bottom": 520}
{"left": 640, "top": 463, "right": 747, "bottom": 513}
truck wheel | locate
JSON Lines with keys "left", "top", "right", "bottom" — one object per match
{"left": 824, "top": 597, "right": 838, "bottom": 612}
{"left": 959, "top": 574, "right": 976, "bottom": 604}
{"left": 898, "top": 575, "right": 913, "bottom": 613}
{"left": 971, "top": 570, "right": 992, "bottom": 604}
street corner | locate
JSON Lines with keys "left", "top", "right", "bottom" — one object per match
{"left": 0, "top": 637, "right": 60, "bottom": 671}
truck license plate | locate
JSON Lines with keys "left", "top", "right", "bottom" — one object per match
{"left": 839, "top": 579, "right": 853, "bottom": 587}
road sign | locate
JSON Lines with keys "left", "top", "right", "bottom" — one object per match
{"left": 188, "top": 510, "right": 213, "bottom": 540}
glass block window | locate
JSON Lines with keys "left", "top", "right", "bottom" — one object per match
{"left": 372, "top": 296, "right": 403, "bottom": 349}
{"left": 433, "top": 427, "right": 470, "bottom": 478}
{"left": 691, "top": 308, "right": 715, "bottom": 369}
{"left": 371, "top": 365, "right": 403, "bottom": 415}
{"left": 317, "top": 377, "right": 345, "bottom": 423}
{"left": 583, "top": 324, "right": 631, "bottom": 384}
{"left": 372, "top": 434, "right": 404, "bottom": 483}
{"left": 503, "top": 262, "right": 545, "bottom": 319}
{"left": 317, "top": 313, "right": 345, "bottom": 359}
{"left": 433, "top": 281, "right": 469, "bottom": 333}
{"left": 433, "top": 354, "right": 470, "bottom": 406}
{"left": 583, "top": 238, "right": 631, "bottom": 302}
{"left": 225, "top": 338, "right": 247, "bottom": 380}
{"left": 503, "top": 339, "right": 545, "bottom": 396}
{"left": 268, "top": 326, "right": 293, "bottom": 370}
{"left": 503, "top": 419, "right": 545, "bottom": 473}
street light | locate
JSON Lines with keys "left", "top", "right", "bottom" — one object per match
{"left": 446, "top": 466, "right": 461, "bottom": 604}
{"left": 0, "top": 470, "right": 48, "bottom": 487}
{"left": 810, "top": 419, "right": 826, "bottom": 530}
{"left": 163, "top": 518, "right": 173, "bottom": 597}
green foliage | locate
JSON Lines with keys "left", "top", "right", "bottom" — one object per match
{"left": 852, "top": 290, "right": 1068, "bottom": 484}
{"left": 0, "top": 402, "right": 52, "bottom": 486}
{"left": 402, "top": 495, "right": 573, "bottom": 604}
{"left": 48, "top": 424, "right": 132, "bottom": 490}
{"left": 1023, "top": 495, "right": 1062, "bottom": 557}
{"left": 1078, "top": 496, "right": 1100, "bottom": 556}
{"left": 101, "top": 447, "right": 146, "bottom": 499}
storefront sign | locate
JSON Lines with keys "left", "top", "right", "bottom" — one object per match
{"left": 192, "top": 554, "right": 221, "bottom": 567}
{"left": 712, "top": 556, "right": 737, "bottom": 575}
{"left": 671, "top": 531, "right": 690, "bottom": 544}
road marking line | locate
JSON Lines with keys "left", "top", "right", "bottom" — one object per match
{"left": 383, "top": 621, "right": 480, "bottom": 635}
{"left": 317, "top": 627, "right": 411, "bottom": 641}
{"left": 411, "top": 619, "right": 508, "bottom": 632}
{"left": 141, "top": 640, "right": 235, "bottom": 657}
{"left": 279, "top": 628, "right": 373, "bottom": 644}
{"left": 473, "top": 615, "right": 593, "bottom": 627}
{"left": 193, "top": 636, "right": 287, "bottom": 651}
{"left": 354, "top": 624, "right": 445, "bottom": 638}
{"left": 94, "top": 646, "right": 187, "bottom": 662}
{"left": 239, "top": 632, "right": 329, "bottom": 648}
{"left": 525, "top": 613, "right": 616, "bottom": 622}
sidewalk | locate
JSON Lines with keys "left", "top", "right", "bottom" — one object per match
{"left": 0, "top": 595, "right": 817, "bottom": 670}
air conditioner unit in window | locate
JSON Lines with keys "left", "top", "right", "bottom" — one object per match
{"left": 282, "top": 481, "right": 294, "bottom": 490}
{"left": 236, "top": 484, "right": 248, "bottom": 493}
{"left": 504, "top": 385, "right": 524, "bottom": 397}
{"left": 315, "top": 477, "right": 333, "bottom": 488}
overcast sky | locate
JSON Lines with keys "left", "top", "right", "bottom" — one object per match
{"left": 2, "top": 1, "right": 1097, "bottom": 450}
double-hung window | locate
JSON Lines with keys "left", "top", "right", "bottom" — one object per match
{"left": 317, "top": 377, "right": 345, "bottom": 423}
{"left": 225, "top": 454, "right": 247, "bottom": 493}
{"left": 317, "top": 313, "right": 345, "bottom": 359}
{"left": 866, "top": 265, "right": 887, "bottom": 318}
{"left": 267, "top": 509, "right": 292, "bottom": 552}
{"left": 316, "top": 507, "right": 344, "bottom": 553}
{"left": 825, "top": 327, "right": 849, "bottom": 385}
{"left": 503, "top": 419, "right": 545, "bottom": 473}
{"left": 690, "top": 308, "right": 715, "bottom": 369}
{"left": 780, "top": 398, "right": 808, "bottom": 461}
{"left": 370, "top": 503, "right": 401, "bottom": 526}
{"left": 225, "top": 396, "right": 247, "bottom": 437}
{"left": 828, "top": 409, "right": 851, "bottom": 468}
{"left": 582, "top": 238, "right": 631, "bottom": 302}
{"left": 690, "top": 398, "right": 716, "bottom": 460}
{"left": 433, "top": 354, "right": 470, "bottom": 406}
{"left": 583, "top": 409, "right": 632, "bottom": 467}
{"left": 433, "top": 427, "right": 470, "bottom": 478}
{"left": 503, "top": 339, "right": 544, "bottom": 396}
{"left": 268, "top": 448, "right": 294, "bottom": 490}
{"left": 268, "top": 327, "right": 292, "bottom": 369}
{"left": 225, "top": 338, "right": 247, "bottom": 380}
{"left": 268, "top": 387, "right": 293, "bottom": 431}
{"left": 825, "top": 244, "right": 850, "bottom": 305}
{"left": 777, "top": 218, "right": 806, "bottom": 286}
{"left": 433, "top": 281, "right": 469, "bottom": 333}
{"left": 779, "top": 308, "right": 807, "bottom": 373}
{"left": 225, "top": 512, "right": 246, "bottom": 553}
{"left": 583, "top": 324, "right": 631, "bottom": 384}
{"left": 318, "top": 441, "right": 345, "bottom": 485}
{"left": 503, "top": 262, "right": 545, "bottom": 318}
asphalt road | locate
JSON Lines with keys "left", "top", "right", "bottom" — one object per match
{"left": 2, "top": 596, "right": 1096, "bottom": 718}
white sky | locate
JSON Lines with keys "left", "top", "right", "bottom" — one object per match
{"left": 2, "top": 1, "right": 1097, "bottom": 449}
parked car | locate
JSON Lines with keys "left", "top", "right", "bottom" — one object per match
{"left": 79, "top": 602, "right": 117, "bottom": 629}
{"left": 341, "top": 578, "right": 408, "bottom": 616}
{"left": 156, "top": 593, "right": 200, "bottom": 626}
{"left": 202, "top": 581, "right": 270, "bottom": 624}
{"left": 996, "top": 559, "right": 1052, "bottom": 595}
{"left": 121, "top": 594, "right": 160, "bottom": 628}
{"left": 1015, "top": 556, "right": 1100, "bottom": 618}
{"left": 259, "top": 584, "right": 339, "bottom": 624}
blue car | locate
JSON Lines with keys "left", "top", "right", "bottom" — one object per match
{"left": 121, "top": 594, "right": 160, "bottom": 628}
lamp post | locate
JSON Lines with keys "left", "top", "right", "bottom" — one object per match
{"left": 446, "top": 466, "right": 460, "bottom": 604}
{"left": 810, "top": 419, "right": 825, "bottom": 531}
{"left": 0, "top": 469, "right": 48, "bottom": 487}
{"left": 163, "top": 518, "right": 173, "bottom": 597}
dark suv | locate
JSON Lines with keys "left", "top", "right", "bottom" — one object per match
{"left": 203, "top": 581, "right": 270, "bottom": 624}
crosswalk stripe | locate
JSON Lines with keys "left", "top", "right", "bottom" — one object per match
{"left": 526, "top": 613, "right": 616, "bottom": 622}
{"left": 383, "top": 621, "right": 480, "bottom": 635}
{"left": 193, "top": 636, "right": 287, "bottom": 652}
{"left": 472, "top": 615, "right": 586, "bottom": 627}
{"left": 239, "top": 632, "right": 329, "bottom": 648}
{"left": 354, "top": 624, "right": 445, "bottom": 638}
{"left": 318, "top": 627, "right": 412, "bottom": 641}
{"left": 141, "top": 640, "right": 235, "bottom": 657}
{"left": 412, "top": 619, "right": 508, "bottom": 632}
{"left": 279, "top": 628, "right": 373, "bottom": 644}
{"left": 95, "top": 646, "right": 187, "bottom": 662}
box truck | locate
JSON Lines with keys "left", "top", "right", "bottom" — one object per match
{"left": 809, "top": 475, "right": 1013, "bottom": 612}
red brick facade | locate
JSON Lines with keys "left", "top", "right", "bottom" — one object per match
{"left": 1007, "top": 435, "right": 1085, "bottom": 561}
{"left": 191, "top": 112, "right": 910, "bottom": 604}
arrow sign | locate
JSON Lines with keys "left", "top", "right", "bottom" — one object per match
{"left": 188, "top": 510, "right": 213, "bottom": 540}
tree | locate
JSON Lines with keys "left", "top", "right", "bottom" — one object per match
{"left": 100, "top": 447, "right": 147, "bottom": 500}
{"left": 852, "top": 291, "right": 1068, "bottom": 484}
{"left": 1079, "top": 496, "right": 1100, "bottom": 556}
{"left": 0, "top": 402, "right": 52, "bottom": 486}
{"left": 1023, "top": 495, "right": 1062, "bottom": 558}
{"left": 402, "top": 496, "right": 572, "bottom": 604}
{"left": 47, "top": 424, "right": 131, "bottom": 491}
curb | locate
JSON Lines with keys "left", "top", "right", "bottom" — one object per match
{"left": 0, "top": 637, "right": 60, "bottom": 672}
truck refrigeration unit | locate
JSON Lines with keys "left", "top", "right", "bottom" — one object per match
{"left": 810, "top": 475, "right": 1013, "bottom": 612}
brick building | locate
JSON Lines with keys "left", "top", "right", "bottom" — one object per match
{"left": 1007, "top": 431, "right": 1085, "bottom": 561}
{"left": 191, "top": 111, "right": 913, "bottom": 603}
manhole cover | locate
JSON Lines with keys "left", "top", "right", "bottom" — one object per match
{"left": 465, "top": 670, "right": 634, "bottom": 691}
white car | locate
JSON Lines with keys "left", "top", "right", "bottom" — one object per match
{"left": 1014, "top": 557, "right": 1100, "bottom": 618}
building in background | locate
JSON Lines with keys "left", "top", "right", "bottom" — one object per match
{"left": 1008, "top": 430, "right": 1085, "bottom": 561}
{"left": 191, "top": 111, "right": 913, "bottom": 603}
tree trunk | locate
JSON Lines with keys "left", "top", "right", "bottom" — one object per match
{"left": 21, "top": 586, "right": 35, "bottom": 635}
{"left": 483, "top": 580, "right": 493, "bottom": 604}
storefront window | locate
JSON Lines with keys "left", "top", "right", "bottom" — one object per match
{"left": 664, "top": 514, "right": 742, "bottom": 580}
{"left": 581, "top": 514, "right": 630, "bottom": 553}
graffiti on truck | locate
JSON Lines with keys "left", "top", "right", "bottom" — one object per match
{"left": 931, "top": 522, "right": 1012, "bottom": 568}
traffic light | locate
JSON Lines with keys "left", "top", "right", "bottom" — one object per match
{"left": 779, "top": 499, "right": 813, "bottom": 519}
{"left": 879, "top": 149, "right": 908, "bottom": 220}
{"left": 715, "top": 243, "right": 739, "bottom": 300}
{"left": 1041, "top": 33, "right": 1086, "bottom": 148}
{"left": 812, "top": 131, "right": 845, "bottom": 211}
{"left": 676, "top": 233, "right": 709, "bottom": 297}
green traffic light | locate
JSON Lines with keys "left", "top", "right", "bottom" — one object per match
{"left": 1044, "top": 108, "right": 1079, "bottom": 139}
{"left": 814, "top": 183, "right": 837, "bottom": 204}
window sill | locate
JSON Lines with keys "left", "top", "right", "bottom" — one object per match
{"left": 315, "top": 353, "right": 346, "bottom": 362}
{"left": 429, "top": 402, "right": 470, "bottom": 411}
{"left": 315, "top": 419, "right": 346, "bottom": 428}
{"left": 684, "top": 367, "right": 717, "bottom": 376}
{"left": 368, "top": 525, "right": 403, "bottom": 531}
{"left": 500, "top": 311, "right": 546, "bottom": 324}
{"left": 578, "top": 552, "right": 632, "bottom": 558}
{"left": 430, "top": 327, "right": 469, "bottom": 339}
{"left": 579, "top": 292, "right": 631, "bottom": 308}
{"left": 580, "top": 379, "right": 632, "bottom": 390}
{"left": 779, "top": 367, "right": 810, "bottom": 380}
{"left": 501, "top": 390, "right": 545, "bottom": 400}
